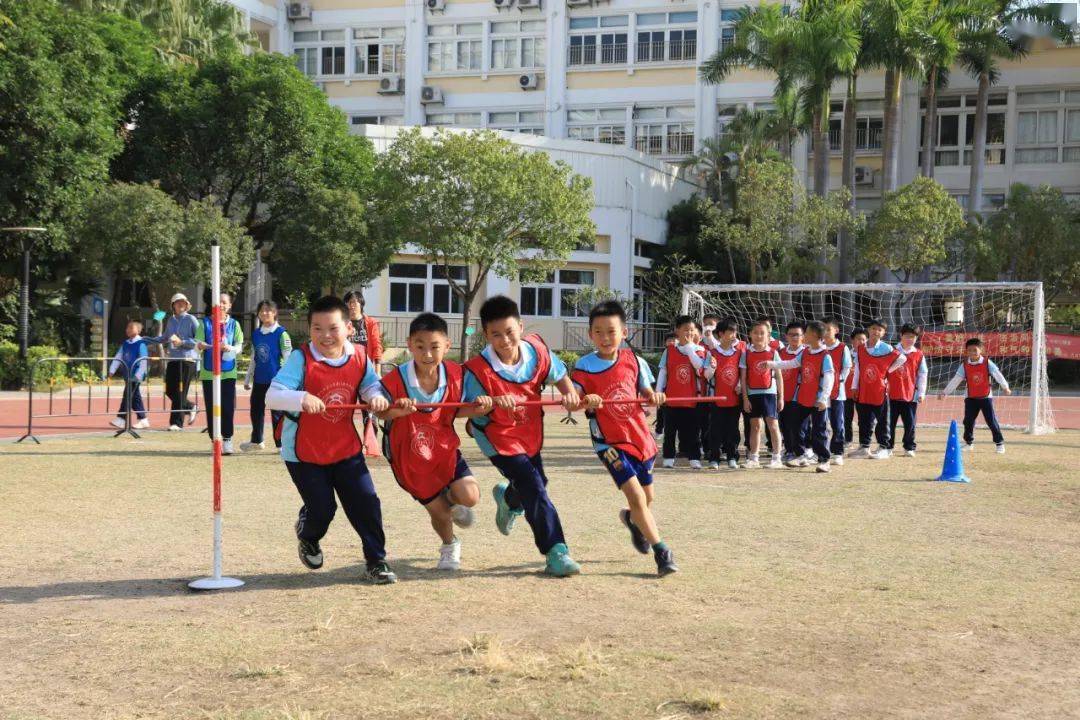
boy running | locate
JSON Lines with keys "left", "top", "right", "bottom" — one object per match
{"left": 938, "top": 337, "right": 1012, "bottom": 453}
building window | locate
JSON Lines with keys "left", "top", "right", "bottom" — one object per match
{"left": 557, "top": 270, "right": 596, "bottom": 318}
{"left": 489, "top": 110, "right": 545, "bottom": 135}
{"left": 1014, "top": 89, "right": 1080, "bottom": 164}
{"left": 293, "top": 29, "right": 347, "bottom": 77}
{"left": 427, "top": 23, "right": 483, "bottom": 73}
{"left": 568, "top": 16, "right": 629, "bottom": 67}
{"left": 353, "top": 27, "right": 405, "bottom": 76}
{"left": 916, "top": 93, "right": 1006, "bottom": 167}
{"left": 634, "top": 106, "right": 694, "bottom": 156}
{"left": 351, "top": 115, "right": 405, "bottom": 127}
{"left": 519, "top": 269, "right": 596, "bottom": 318}
{"left": 519, "top": 272, "right": 555, "bottom": 317}
{"left": 389, "top": 264, "right": 469, "bottom": 314}
{"left": 635, "top": 11, "right": 697, "bottom": 63}
{"left": 719, "top": 9, "right": 739, "bottom": 52}
{"left": 567, "top": 107, "right": 627, "bottom": 144}
{"left": 490, "top": 20, "right": 546, "bottom": 70}
{"left": 425, "top": 112, "right": 482, "bottom": 128}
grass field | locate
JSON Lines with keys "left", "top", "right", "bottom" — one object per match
{"left": 2, "top": 418, "right": 1079, "bottom": 720}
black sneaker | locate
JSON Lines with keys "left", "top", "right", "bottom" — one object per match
{"left": 619, "top": 509, "right": 649, "bottom": 555}
{"left": 297, "top": 537, "right": 323, "bottom": 570}
{"left": 365, "top": 561, "right": 398, "bottom": 584}
{"left": 654, "top": 547, "right": 679, "bottom": 577}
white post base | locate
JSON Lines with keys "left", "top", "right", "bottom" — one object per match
{"left": 188, "top": 576, "right": 245, "bottom": 591}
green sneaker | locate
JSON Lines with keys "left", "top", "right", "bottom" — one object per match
{"left": 543, "top": 543, "right": 581, "bottom": 577}
{"left": 491, "top": 482, "right": 522, "bottom": 536}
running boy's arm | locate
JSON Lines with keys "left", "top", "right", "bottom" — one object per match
{"left": 988, "top": 359, "right": 1012, "bottom": 395}
{"left": 460, "top": 368, "right": 494, "bottom": 416}
{"left": 937, "top": 363, "right": 965, "bottom": 400}
{"left": 266, "top": 351, "right": 322, "bottom": 413}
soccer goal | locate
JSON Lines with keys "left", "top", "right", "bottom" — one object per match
{"left": 681, "top": 282, "right": 1055, "bottom": 434}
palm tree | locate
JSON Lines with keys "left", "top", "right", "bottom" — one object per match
{"left": 680, "top": 108, "right": 786, "bottom": 206}
{"left": 959, "top": 0, "right": 1073, "bottom": 217}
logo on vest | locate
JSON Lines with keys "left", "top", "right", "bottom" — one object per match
{"left": 754, "top": 360, "right": 769, "bottom": 375}
{"left": 411, "top": 425, "right": 435, "bottom": 460}
{"left": 864, "top": 366, "right": 879, "bottom": 383}
{"left": 603, "top": 384, "right": 635, "bottom": 419}
{"left": 719, "top": 365, "right": 739, "bottom": 387}
{"left": 318, "top": 382, "right": 355, "bottom": 423}
{"left": 802, "top": 365, "right": 817, "bottom": 382}
{"left": 255, "top": 344, "right": 271, "bottom": 364}
{"left": 675, "top": 364, "right": 693, "bottom": 385}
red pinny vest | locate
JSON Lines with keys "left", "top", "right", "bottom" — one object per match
{"left": 295, "top": 344, "right": 367, "bottom": 465}
{"left": 381, "top": 362, "right": 464, "bottom": 502}
{"left": 964, "top": 360, "right": 991, "bottom": 399}
{"left": 708, "top": 347, "right": 742, "bottom": 408}
{"left": 856, "top": 344, "right": 897, "bottom": 406}
{"left": 463, "top": 334, "right": 552, "bottom": 457}
{"left": 570, "top": 349, "right": 658, "bottom": 461}
{"left": 826, "top": 343, "right": 847, "bottom": 401}
{"left": 778, "top": 346, "right": 803, "bottom": 402}
{"left": 744, "top": 348, "right": 774, "bottom": 390}
{"left": 664, "top": 345, "right": 700, "bottom": 408}
{"left": 888, "top": 348, "right": 923, "bottom": 402}
{"left": 795, "top": 350, "right": 828, "bottom": 408}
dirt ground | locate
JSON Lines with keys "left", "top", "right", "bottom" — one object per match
{"left": 1, "top": 418, "right": 1078, "bottom": 720}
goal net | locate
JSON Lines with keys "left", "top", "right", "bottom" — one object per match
{"left": 681, "top": 282, "right": 1054, "bottom": 434}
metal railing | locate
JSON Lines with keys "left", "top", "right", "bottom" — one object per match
{"left": 635, "top": 38, "right": 697, "bottom": 63}
{"left": 568, "top": 43, "right": 628, "bottom": 67}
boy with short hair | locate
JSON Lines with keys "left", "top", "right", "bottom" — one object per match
{"left": 822, "top": 319, "right": 852, "bottom": 465}
{"left": 266, "top": 296, "right": 395, "bottom": 584}
{"left": 377, "top": 313, "right": 481, "bottom": 571}
{"left": 657, "top": 315, "right": 714, "bottom": 470}
{"left": 108, "top": 319, "right": 151, "bottom": 430}
{"left": 242, "top": 299, "right": 292, "bottom": 452}
{"left": 850, "top": 319, "right": 907, "bottom": 460}
{"left": 702, "top": 318, "right": 743, "bottom": 469}
{"left": 462, "top": 295, "right": 582, "bottom": 577}
{"left": 571, "top": 300, "right": 678, "bottom": 576}
{"left": 938, "top": 338, "right": 1012, "bottom": 453}
{"left": 740, "top": 320, "right": 785, "bottom": 469}
{"left": 844, "top": 329, "right": 868, "bottom": 448}
{"left": 769, "top": 322, "right": 835, "bottom": 472}
{"left": 777, "top": 320, "right": 806, "bottom": 461}
{"left": 888, "top": 323, "right": 928, "bottom": 457}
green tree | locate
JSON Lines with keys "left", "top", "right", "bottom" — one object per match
{"left": 176, "top": 196, "right": 256, "bottom": 295}
{"left": 374, "top": 129, "right": 595, "bottom": 359}
{"left": 269, "top": 187, "right": 398, "bottom": 298}
{"left": 975, "top": 184, "right": 1080, "bottom": 303}
{"left": 116, "top": 52, "right": 378, "bottom": 248}
{"left": 857, "top": 176, "right": 965, "bottom": 281}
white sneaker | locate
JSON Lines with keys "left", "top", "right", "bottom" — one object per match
{"left": 849, "top": 446, "right": 872, "bottom": 459}
{"left": 785, "top": 456, "right": 809, "bottom": 468}
{"left": 870, "top": 448, "right": 891, "bottom": 460}
{"left": 437, "top": 537, "right": 461, "bottom": 571}
{"left": 995, "top": 443, "right": 1005, "bottom": 454}
{"left": 904, "top": 449, "right": 916, "bottom": 457}
{"left": 744, "top": 457, "right": 761, "bottom": 469}
{"left": 767, "top": 455, "right": 784, "bottom": 469}
{"left": 110, "top": 417, "right": 126, "bottom": 429}
{"left": 240, "top": 441, "right": 264, "bottom": 453}
{"left": 450, "top": 504, "right": 476, "bottom": 528}
{"left": 816, "top": 461, "right": 831, "bottom": 473}
{"left": 832, "top": 455, "right": 844, "bottom": 466}
{"left": 689, "top": 459, "right": 703, "bottom": 470}
{"left": 965, "top": 443, "right": 975, "bottom": 452}
{"left": 707, "top": 461, "right": 721, "bottom": 470}
{"left": 727, "top": 459, "right": 739, "bottom": 470}
{"left": 222, "top": 439, "right": 234, "bottom": 455}
{"left": 803, "top": 449, "right": 815, "bottom": 462}
{"left": 661, "top": 458, "right": 675, "bottom": 469}
{"left": 168, "top": 424, "right": 182, "bottom": 432}
{"left": 188, "top": 408, "right": 198, "bottom": 424}
{"left": 134, "top": 418, "right": 151, "bottom": 429}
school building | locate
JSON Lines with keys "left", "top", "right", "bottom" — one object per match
{"left": 218, "top": 0, "right": 1080, "bottom": 351}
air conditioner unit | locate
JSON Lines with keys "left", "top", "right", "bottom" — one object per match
{"left": 518, "top": 73, "right": 540, "bottom": 90}
{"left": 493, "top": 0, "right": 513, "bottom": 7}
{"left": 426, "top": 0, "right": 445, "bottom": 10}
{"left": 286, "top": 2, "right": 311, "bottom": 20}
{"left": 517, "top": 0, "right": 542, "bottom": 8}
{"left": 420, "top": 85, "right": 443, "bottom": 104}
{"left": 378, "top": 75, "right": 404, "bottom": 94}
{"left": 854, "top": 166, "right": 875, "bottom": 185}
{"left": 566, "top": 0, "right": 592, "bottom": 6}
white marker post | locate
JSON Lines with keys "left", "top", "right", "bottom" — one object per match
{"left": 189, "top": 239, "right": 244, "bottom": 591}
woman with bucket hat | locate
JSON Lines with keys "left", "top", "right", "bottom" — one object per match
{"left": 151, "top": 292, "right": 200, "bottom": 430}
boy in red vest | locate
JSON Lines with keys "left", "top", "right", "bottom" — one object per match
{"left": 938, "top": 337, "right": 1012, "bottom": 453}
{"left": 702, "top": 317, "right": 743, "bottom": 470}
{"left": 571, "top": 300, "right": 677, "bottom": 577}
{"left": 741, "top": 319, "right": 785, "bottom": 469}
{"left": 850, "top": 319, "right": 908, "bottom": 460}
{"left": 777, "top": 320, "right": 807, "bottom": 462}
{"left": 462, "top": 295, "right": 582, "bottom": 577}
{"left": 822, "top": 318, "right": 852, "bottom": 465}
{"left": 887, "top": 323, "right": 928, "bottom": 457}
{"left": 844, "top": 328, "right": 868, "bottom": 449}
{"left": 266, "top": 296, "right": 395, "bottom": 583}
{"left": 377, "top": 313, "right": 483, "bottom": 571}
{"left": 769, "top": 321, "right": 835, "bottom": 472}
{"left": 658, "top": 315, "right": 714, "bottom": 469}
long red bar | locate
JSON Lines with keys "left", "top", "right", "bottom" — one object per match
{"left": 325, "top": 395, "right": 730, "bottom": 411}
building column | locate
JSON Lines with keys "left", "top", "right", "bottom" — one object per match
{"left": 898, "top": 76, "right": 921, "bottom": 185}
{"left": 695, "top": 0, "right": 720, "bottom": 150}
{"left": 546, "top": 3, "right": 568, "bottom": 138}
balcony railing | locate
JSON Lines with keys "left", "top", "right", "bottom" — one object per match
{"left": 666, "top": 131, "right": 695, "bottom": 155}
{"left": 635, "top": 38, "right": 697, "bottom": 63}
{"left": 568, "top": 43, "right": 628, "bottom": 67}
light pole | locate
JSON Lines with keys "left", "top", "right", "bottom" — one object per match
{"left": 2, "top": 227, "right": 47, "bottom": 359}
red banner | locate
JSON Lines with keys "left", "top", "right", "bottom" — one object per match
{"left": 920, "top": 331, "right": 1080, "bottom": 360}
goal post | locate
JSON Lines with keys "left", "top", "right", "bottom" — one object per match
{"left": 680, "top": 282, "right": 1055, "bottom": 435}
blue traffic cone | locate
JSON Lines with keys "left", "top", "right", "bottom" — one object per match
{"left": 936, "top": 419, "right": 970, "bottom": 483}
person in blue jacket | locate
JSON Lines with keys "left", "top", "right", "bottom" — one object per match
{"left": 108, "top": 320, "right": 150, "bottom": 429}
{"left": 242, "top": 300, "right": 293, "bottom": 452}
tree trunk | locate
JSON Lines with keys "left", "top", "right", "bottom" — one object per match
{"left": 967, "top": 71, "right": 990, "bottom": 220}
{"left": 813, "top": 98, "right": 830, "bottom": 197}
{"left": 839, "top": 72, "right": 858, "bottom": 283}
{"left": 458, "top": 287, "right": 478, "bottom": 362}
{"left": 881, "top": 68, "right": 903, "bottom": 195}
{"left": 921, "top": 65, "right": 939, "bottom": 177}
